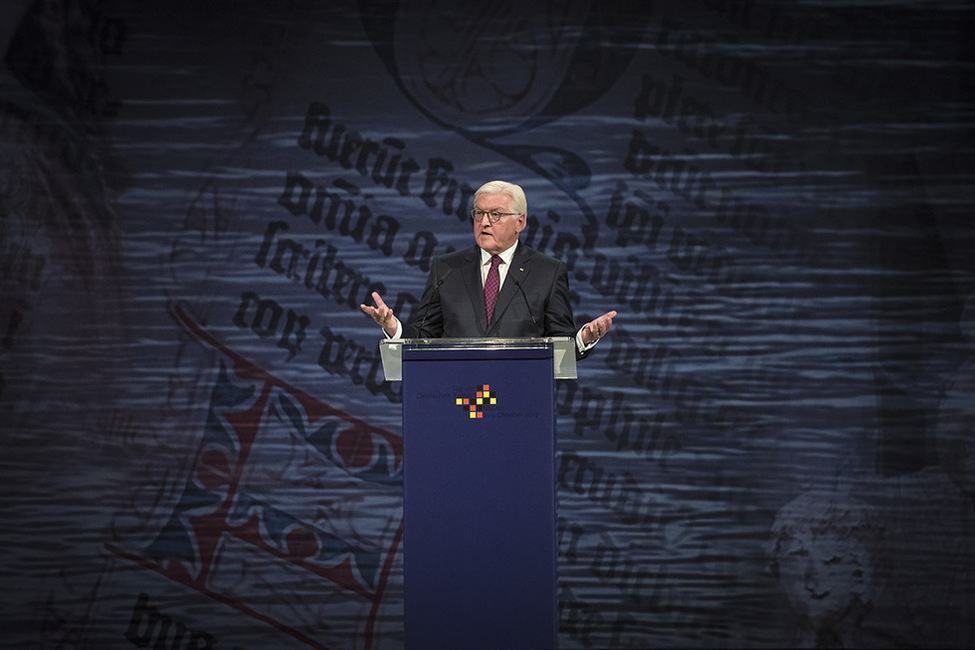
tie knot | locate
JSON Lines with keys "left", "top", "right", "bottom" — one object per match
{"left": 490, "top": 255, "right": 502, "bottom": 268}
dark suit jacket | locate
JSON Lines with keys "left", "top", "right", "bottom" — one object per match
{"left": 404, "top": 243, "right": 586, "bottom": 356}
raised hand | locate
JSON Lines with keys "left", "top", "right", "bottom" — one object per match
{"left": 360, "top": 291, "right": 399, "bottom": 337}
{"left": 582, "top": 310, "right": 618, "bottom": 346}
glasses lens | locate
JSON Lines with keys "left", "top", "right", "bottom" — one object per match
{"left": 471, "top": 210, "right": 512, "bottom": 222}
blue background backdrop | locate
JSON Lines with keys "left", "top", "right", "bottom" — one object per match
{"left": 2, "top": 1, "right": 973, "bottom": 648}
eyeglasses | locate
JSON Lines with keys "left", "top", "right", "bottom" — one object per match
{"left": 471, "top": 209, "right": 521, "bottom": 223}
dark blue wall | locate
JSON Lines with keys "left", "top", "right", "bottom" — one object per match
{"left": 2, "top": 1, "right": 973, "bottom": 648}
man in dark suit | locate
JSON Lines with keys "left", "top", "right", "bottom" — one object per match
{"left": 360, "top": 180, "right": 616, "bottom": 356}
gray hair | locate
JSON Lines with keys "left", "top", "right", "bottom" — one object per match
{"left": 474, "top": 180, "right": 527, "bottom": 215}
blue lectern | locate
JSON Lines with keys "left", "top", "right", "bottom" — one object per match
{"left": 381, "top": 338, "right": 575, "bottom": 650}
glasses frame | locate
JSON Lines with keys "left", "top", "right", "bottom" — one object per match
{"left": 470, "top": 209, "right": 522, "bottom": 224}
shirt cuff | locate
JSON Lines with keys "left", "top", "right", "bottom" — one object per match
{"left": 576, "top": 328, "right": 598, "bottom": 352}
{"left": 384, "top": 318, "right": 403, "bottom": 340}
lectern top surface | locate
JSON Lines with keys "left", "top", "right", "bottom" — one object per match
{"left": 386, "top": 337, "right": 571, "bottom": 350}
{"left": 378, "top": 337, "right": 578, "bottom": 380}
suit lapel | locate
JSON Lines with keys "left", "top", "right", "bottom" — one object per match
{"left": 462, "top": 246, "right": 488, "bottom": 335}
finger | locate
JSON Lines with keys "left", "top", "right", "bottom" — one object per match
{"left": 587, "top": 322, "right": 601, "bottom": 340}
{"left": 360, "top": 303, "right": 389, "bottom": 327}
{"left": 596, "top": 312, "right": 616, "bottom": 329}
{"left": 368, "top": 292, "right": 396, "bottom": 324}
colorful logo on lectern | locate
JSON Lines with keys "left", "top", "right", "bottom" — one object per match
{"left": 456, "top": 384, "right": 498, "bottom": 419}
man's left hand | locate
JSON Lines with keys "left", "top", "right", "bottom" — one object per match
{"left": 582, "top": 310, "right": 618, "bottom": 346}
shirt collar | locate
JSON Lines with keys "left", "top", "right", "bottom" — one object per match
{"left": 480, "top": 241, "right": 518, "bottom": 266}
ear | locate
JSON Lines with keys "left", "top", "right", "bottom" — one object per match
{"left": 515, "top": 213, "right": 527, "bottom": 233}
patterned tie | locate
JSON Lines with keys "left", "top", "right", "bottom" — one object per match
{"left": 484, "top": 255, "right": 502, "bottom": 324}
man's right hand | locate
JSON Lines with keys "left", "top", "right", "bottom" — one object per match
{"left": 360, "top": 292, "right": 399, "bottom": 337}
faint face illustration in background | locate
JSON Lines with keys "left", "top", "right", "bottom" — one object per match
{"left": 773, "top": 527, "right": 876, "bottom": 622}
{"left": 767, "top": 493, "right": 887, "bottom": 630}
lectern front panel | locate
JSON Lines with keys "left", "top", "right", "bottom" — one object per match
{"left": 402, "top": 344, "right": 558, "bottom": 650}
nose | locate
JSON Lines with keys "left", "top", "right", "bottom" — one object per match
{"left": 802, "top": 559, "right": 824, "bottom": 594}
{"left": 799, "top": 554, "right": 812, "bottom": 577}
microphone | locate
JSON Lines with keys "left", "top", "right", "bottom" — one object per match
{"left": 416, "top": 267, "right": 452, "bottom": 338}
{"left": 510, "top": 275, "right": 540, "bottom": 337}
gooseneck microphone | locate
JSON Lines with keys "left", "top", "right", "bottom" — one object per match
{"left": 510, "top": 275, "right": 540, "bottom": 337}
{"left": 416, "top": 267, "right": 452, "bottom": 338}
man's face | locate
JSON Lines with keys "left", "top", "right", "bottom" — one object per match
{"left": 473, "top": 192, "right": 526, "bottom": 255}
